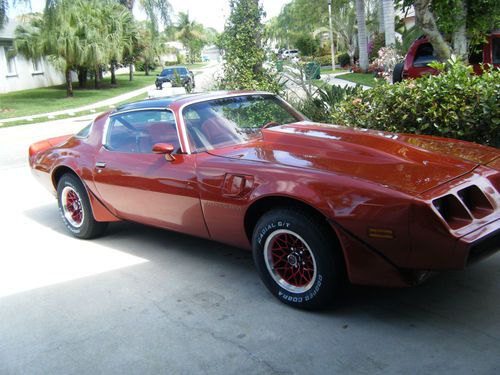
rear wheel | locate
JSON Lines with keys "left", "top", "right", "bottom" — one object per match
{"left": 393, "top": 62, "right": 404, "bottom": 83}
{"left": 57, "top": 174, "right": 108, "bottom": 239}
{"left": 252, "top": 207, "right": 345, "bottom": 309}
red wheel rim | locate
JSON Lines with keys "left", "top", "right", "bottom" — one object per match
{"left": 264, "top": 229, "right": 317, "bottom": 293}
{"left": 61, "top": 186, "right": 84, "bottom": 227}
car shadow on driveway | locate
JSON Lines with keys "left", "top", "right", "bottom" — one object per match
{"left": 23, "top": 202, "right": 500, "bottom": 324}
{"left": 8, "top": 203, "right": 500, "bottom": 374}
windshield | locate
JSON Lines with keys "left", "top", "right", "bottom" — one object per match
{"left": 182, "top": 94, "right": 302, "bottom": 152}
{"left": 161, "top": 67, "right": 188, "bottom": 76}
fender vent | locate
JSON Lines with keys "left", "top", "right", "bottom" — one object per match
{"left": 457, "top": 185, "right": 494, "bottom": 219}
{"left": 432, "top": 194, "right": 472, "bottom": 229}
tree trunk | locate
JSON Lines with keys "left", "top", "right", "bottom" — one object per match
{"left": 65, "top": 67, "right": 73, "bottom": 97}
{"left": 98, "top": 66, "right": 103, "bottom": 80}
{"left": 78, "top": 67, "right": 85, "bottom": 89}
{"left": 382, "top": 0, "right": 395, "bottom": 46}
{"left": 452, "top": 0, "right": 468, "bottom": 62}
{"left": 355, "top": 0, "right": 369, "bottom": 72}
{"left": 252, "top": 0, "right": 263, "bottom": 76}
{"left": 110, "top": 61, "right": 117, "bottom": 86}
{"left": 378, "top": 0, "right": 384, "bottom": 34}
{"left": 129, "top": 62, "right": 134, "bottom": 81}
{"left": 144, "top": 62, "right": 149, "bottom": 76}
{"left": 94, "top": 68, "right": 100, "bottom": 89}
{"left": 413, "top": 0, "right": 451, "bottom": 60}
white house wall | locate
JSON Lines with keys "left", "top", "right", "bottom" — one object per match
{"left": 0, "top": 47, "right": 68, "bottom": 94}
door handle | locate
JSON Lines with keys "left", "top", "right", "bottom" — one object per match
{"left": 95, "top": 162, "right": 106, "bottom": 168}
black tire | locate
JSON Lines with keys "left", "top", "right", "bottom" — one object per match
{"left": 252, "top": 207, "right": 346, "bottom": 309}
{"left": 57, "top": 174, "right": 108, "bottom": 239}
{"left": 393, "top": 62, "right": 404, "bottom": 83}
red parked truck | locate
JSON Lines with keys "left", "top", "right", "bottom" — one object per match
{"left": 393, "top": 31, "right": 500, "bottom": 82}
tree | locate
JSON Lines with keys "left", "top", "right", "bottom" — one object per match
{"left": 405, "top": 0, "right": 500, "bottom": 62}
{"left": 135, "top": 21, "right": 165, "bottom": 75}
{"left": 15, "top": 0, "right": 137, "bottom": 96}
{"left": 176, "top": 12, "right": 206, "bottom": 64}
{"left": 1, "top": 0, "right": 30, "bottom": 28}
{"left": 355, "top": 0, "right": 369, "bottom": 72}
{"left": 382, "top": 0, "right": 395, "bottom": 46}
{"left": 220, "top": 0, "right": 267, "bottom": 89}
{"left": 118, "top": 0, "right": 172, "bottom": 79}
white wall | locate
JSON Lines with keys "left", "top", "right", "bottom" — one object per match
{"left": 0, "top": 46, "right": 68, "bottom": 94}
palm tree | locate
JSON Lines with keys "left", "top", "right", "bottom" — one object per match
{"left": 382, "top": 0, "right": 395, "bottom": 46}
{"left": 355, "top": 0, "right": 369, "bottom": 72}
{"left": 1, "top": 0, "right": 31, "bottom": 28}
{"left": 176, "top": 12, "right": 206, "bottom": 64}
{"left": 118, "top": 0, "right": 172, "bottom": 80}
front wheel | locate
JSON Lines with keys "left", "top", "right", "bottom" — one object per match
{"left": 252, "top": 208, "right": 345, "bottom": 309}
{"left": 57, "top": 174, "right": 108, "bottom": 239}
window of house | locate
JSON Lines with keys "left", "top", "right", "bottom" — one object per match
{"left": 4, "top": 47, "right": 17, "bottom": 75}
{"left": 32, "top": 58, "right": 43, "bottom": 73}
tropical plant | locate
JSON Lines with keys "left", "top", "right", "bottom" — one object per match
{"left": 15, "top": 0, "right": 139, "bottom": 96}
{"left": 175, "top": 12, "right": 206, "bottom": 64}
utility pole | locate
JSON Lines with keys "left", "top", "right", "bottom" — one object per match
{"left": 328, "top": 0, "right": 336, "bottom": 70}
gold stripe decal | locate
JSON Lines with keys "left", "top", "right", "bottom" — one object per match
{"left": 368, "top": 228, "right": 394, "bottom": 239}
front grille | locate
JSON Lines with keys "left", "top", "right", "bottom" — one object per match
{"left": 467, "top": 230, "right": 500, "bottom": 265}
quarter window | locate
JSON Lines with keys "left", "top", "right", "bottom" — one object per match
{"left": 492, "top": 37, "right": 500, "bottom": 64}
{"left": 105, "top": 110, "right": 180, "bottom": 154}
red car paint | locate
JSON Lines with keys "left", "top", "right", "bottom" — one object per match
{"left": 29, "top": 91, "right": 500, "bottom": 288}
{"left": 400, "top": 32, "right": 500, "bottom": 80}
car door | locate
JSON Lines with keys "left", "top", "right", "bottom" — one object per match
{"left": 92, "top": 109, "right": 209, "bottom": 238}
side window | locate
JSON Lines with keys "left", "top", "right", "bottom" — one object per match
{"left": 492, "top": 38, "right": 500, "bottom": 64}
{"left": 413, "top": 43, "right": 437, "bottom": 67}
{"left": 105, "top": 110, "right": 181, "bottom": 153}
{"left": 469, "top": 44, "right": 484, "bottom": 65}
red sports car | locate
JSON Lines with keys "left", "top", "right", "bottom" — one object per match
{"left": 29, "top": 91, "right": 500, "bottom": 309}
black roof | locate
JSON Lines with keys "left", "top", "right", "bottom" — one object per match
{"left": 113, "top": 93, "right": 204, "bottom": 113}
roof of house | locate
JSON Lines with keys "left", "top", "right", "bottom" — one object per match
{"left": 0, "top": 19, "right": 18, "bottom": 41}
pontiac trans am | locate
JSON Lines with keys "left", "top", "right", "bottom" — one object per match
{"left": 29, "top": 91, "right": 500, "bottom": 309}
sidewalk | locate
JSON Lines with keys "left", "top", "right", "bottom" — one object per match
{"left": 320, "top": 72, "right": 370, "bottom": 90}
{"left": 0, "top": 84, "right": 155, "bottom": 124}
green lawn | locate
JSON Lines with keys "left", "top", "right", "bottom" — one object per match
{"left": 334, "top": 73, "right": 383, "bottom": 87}
{"left": 0, "top": 71, "right": 157, "bottom": 120}
{"left": 320, "top": 67, "right": 347, "bottom": 74}
{"left": 1, "top": 91, "right": 151, "bottom": 127}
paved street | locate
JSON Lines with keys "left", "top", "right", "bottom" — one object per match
{"left": 0, "top": 93, "right": 499, "bottom": 375}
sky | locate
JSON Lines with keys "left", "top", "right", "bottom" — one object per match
{"left": 9, "top": 0, "right": 292, "bottom": 32}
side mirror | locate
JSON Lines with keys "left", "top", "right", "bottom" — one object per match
{"left": 152, "top": 143, "right": 176, "bottom": 162}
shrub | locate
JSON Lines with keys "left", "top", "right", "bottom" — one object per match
{"left": 315, "top": 55, "right": 332, "bottom": 66}
{"left": 336, "top": 52, "right": 351, "bottom": 67}
{"left": 292, "top": 84, "right": 362, "bottom": 123}
{"left": 332, "top": 59, "right": 500, "bottom": 147}
{"left": 135, "top": 61, "right": 157, "bottom": 72}
{"left": 294, "top": 33, "right": 319, "bottom": 56}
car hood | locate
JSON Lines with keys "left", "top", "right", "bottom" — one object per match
{"left": 207, "top": 122, "right": 499, "bottom": 195}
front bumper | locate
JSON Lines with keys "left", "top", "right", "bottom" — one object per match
{"left": 456, "top": 219, "right": 500, "bottom": 266}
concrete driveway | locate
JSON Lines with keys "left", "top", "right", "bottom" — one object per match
{"left": 0, "top": 117, "right": 499, "bottom": 375}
